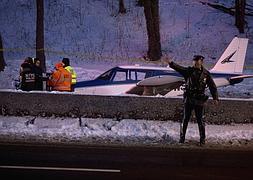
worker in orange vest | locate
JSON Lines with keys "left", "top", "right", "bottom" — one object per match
{"left": 48, "top": 62, "right": 71, "bottom": 92}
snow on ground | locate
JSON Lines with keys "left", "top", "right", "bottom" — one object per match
{"left": 0, "top": 116, "right": 252, "bottom": 147}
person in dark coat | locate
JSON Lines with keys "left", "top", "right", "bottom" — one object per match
{"left": 33, "top": 58, "right": 43, "bottom": 91}
{"left": 20, "top": 57, "right": 36, "bottom": 91}
{"left": 166, "top": 55, "right": 219, "bottom": 146}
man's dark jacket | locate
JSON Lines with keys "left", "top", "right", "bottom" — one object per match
{"left": 34, "top": 65, "right": 43, "bottom": 90}
{"left": 20, "top": 63, "right": 36, "bottom": 91}
{"left": 169, "top": 61, "right": 218, "bottom": 105}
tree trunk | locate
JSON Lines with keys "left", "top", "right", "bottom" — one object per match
{"left": 119, "top": 0, "right": 126, "bottom": 14}
{"left": 36, "top": 0, "right": 46, "bottom": 72}
{"left": 235, "top": 0, "right": 246, "bottom": 33}
{"left": 136, "top": 0, "right": 144, "bottom": 7}
{"left": 143, "top": 0, "right": 162, "bottom": 61}
{"left": 0, "top": 34, "right": 6, "bottom": 72}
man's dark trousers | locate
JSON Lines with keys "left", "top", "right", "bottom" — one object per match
{"left": 180, "top": 99, "right": 205, "bottom": 143}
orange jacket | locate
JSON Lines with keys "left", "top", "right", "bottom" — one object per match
{"left": 49, "top": 63, "right": 71, "bottom": 91}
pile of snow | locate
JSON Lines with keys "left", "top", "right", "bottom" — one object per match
{"left": 0, "top": 116, "right": 252, "bottom": 147}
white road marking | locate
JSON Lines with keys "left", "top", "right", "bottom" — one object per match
{"left": 0, "top": 165, "right": 121, "bottom": 173}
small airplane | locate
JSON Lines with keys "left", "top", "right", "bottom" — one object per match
{"left": 75, "top": 37, "right": 253, "bottom": 96}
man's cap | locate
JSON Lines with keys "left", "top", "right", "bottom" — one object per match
{"left": 193, "top": 55, "right": 205, "bottom": 61}
{"left": 62, "top": 58, "right": 70, "bottom": 66}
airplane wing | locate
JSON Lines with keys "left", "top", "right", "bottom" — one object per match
{"left": 126, "top": 74, "right": 253, "bottom": 96}
{"left": 229, "top": 74, "right": 253, "bottom": 85}
{"left": 213, "top": 78, "right": 230, "bottom": 87}
{"left": 137, "top": 75, "right": 184, "bottom": 86}
{"left": 213, "top": 74, "right": 253, "bottom": 88}
{"left": 126, "top": 75, "right": 184, "bottom": 96}
{"left": 230, "top": 75, "right": 253, "bottom": 80}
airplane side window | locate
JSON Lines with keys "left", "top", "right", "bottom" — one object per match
{"left": 129, "top": 70, "right": 133, "bottom": 80}
{"left": 129, "top": 70, "right": 137, "bottom": 80}
{"left": 145, "top": 71, "right": 154, "bottom": 78}
{"left": 129, "top": 70, "right": 146, "bottom": 81}
{"left": 113, "top": 71, "right": 127, "bottom": 82}
{"left": 136, "top": 71, "right": 146, "bottom": 80}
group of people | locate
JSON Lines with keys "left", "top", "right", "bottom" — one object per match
{"left": 19, "top": 57, "right": 77, "bottom": 92}
{"left": 19, "top": 57, "right": 43, "bottom": 91}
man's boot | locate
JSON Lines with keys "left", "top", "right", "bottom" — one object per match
{"left": 199, "top": 124, "right": 206, "bottom": 146}
{"left": 179, "top": 136, "right": 185, "bottom": 143}
{"left": 179, "top": 123, "right": 186, "bottom": 143}
{"left": 199, "top": 138, "right": 205, "bottom": 146}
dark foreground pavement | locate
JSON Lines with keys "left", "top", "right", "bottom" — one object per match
{"left": 0, "top": 142, "right": 252, "bottom": 180}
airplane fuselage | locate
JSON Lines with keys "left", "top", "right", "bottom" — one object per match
{"left": 75, "top": 66, "right": 244, "bottom": 96}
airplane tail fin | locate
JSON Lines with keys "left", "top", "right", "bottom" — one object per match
{"left": 210, "top": 37, "right": 248, "bottom": 74}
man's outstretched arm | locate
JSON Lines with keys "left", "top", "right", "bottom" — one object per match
{"left": 164, "top": 57, "right": 189, "bottom": 78}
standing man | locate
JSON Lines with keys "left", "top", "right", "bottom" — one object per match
{"left": 62, "top": 58, "right": 77, "bottom": 92}
{"left": 48, "top": 62, "right": 71, "bottom": 92}
{"left": 33, "top": 57, "right": 43, "bottom": 91}
{"left": 20, "top": 57, "right": 36, "bottom": 91}
{"left": 166, "top": 55, "right": 219, "bottom": 146}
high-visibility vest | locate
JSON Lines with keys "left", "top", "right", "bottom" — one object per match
{"left": 49, "top": 67, "right": 71, "bottom": 91}
{"left": 65, "top": 66, "right": 77, "bottom": 85}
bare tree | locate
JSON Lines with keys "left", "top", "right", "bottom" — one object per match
{"left": 0, "top": 34, "right": 6, "bottom": 72}
{"left": 203, "top": 1, "right": 250, "bottom": 33}
{"left": 143, "top": 0, "right": 162, "bottom": 61}
{"left": 235, "top": 0, "right": 246, "bottom": 33}
{"left": 119, "top": 0, "right": 126, "bottom": 14}
{"left": 36, "top": 0, "right": 46, "bottom": 72}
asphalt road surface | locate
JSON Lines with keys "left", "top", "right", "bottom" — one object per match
{"left": 0, "top": 142, "right": 252, "bottom": 180}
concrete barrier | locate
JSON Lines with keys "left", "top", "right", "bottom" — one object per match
{"left": 0, "top": 90, "right": 252, "bottom": 124}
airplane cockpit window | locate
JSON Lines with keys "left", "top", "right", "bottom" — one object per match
{"left": 96, "top": 70, "right": 113, "bottom": 81}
